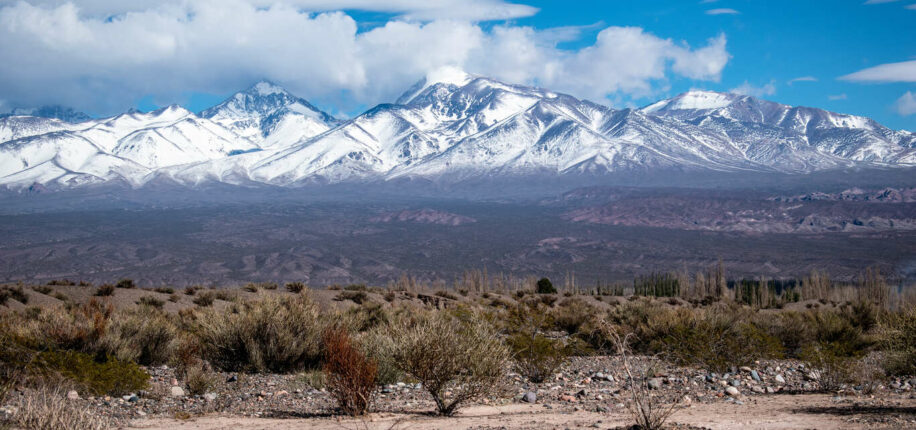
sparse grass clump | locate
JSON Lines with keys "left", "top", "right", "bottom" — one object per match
{"left": 193, "top": 292, "right": 215, "bottom": 307}
{"left": 97, "top": 305, "right": 177, "bottom": 365}
{"left": 116, "top": 279, "right": 135, "bottom": 289}
{"left": 153, "top": 287, "right": 174, "bottom": 294}
{"left": 11, "top": 387, "right": 112, "bottom": 430}
{"left": 387, "top": 311, "right": 510, "bottom": 416}
{"left": 183, "top": 361, "right": 218, "bottom": 395}
{"left": 136, "top": 296, "right": 164, "bottom": 308}
{"left": 335, "top": 290, "right": 369, "bottom": 304}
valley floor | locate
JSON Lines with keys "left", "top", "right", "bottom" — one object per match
{"left": 131, "top": 393, "right": 916, "bottom": 430}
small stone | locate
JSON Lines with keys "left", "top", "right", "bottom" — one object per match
{"left": 766, "top": 386, "right": 776, "bottom": 394}
{"left": 226, "top": 375, "right": 238, "bottom": 383}
{"left": 647, "top": 378, "right": 662, "bottom": 390}
{"left": 559, "top": 394, "right": 577, "bottom": 402}
{"left": 775, "top": 374, "right": 786, "bottom": 385}
{"left": 739, "top": 366, "right": 752, "bottom": 373}
{"left": 751, "top": 370, "right": 761, "bottom": 382}
{"left": 729, "top": 379, "right": 741, "bottom": 387}
{"left": 751, "top": 386, "right": 765, "bottom": 394}
{"left": 66, "top": 390, "right": 79, "bottom": 400}
{"left": 128, "top": 395, "right": 139, "bottom": 403}
{"left": 522, "top": 392, "right": 537, "bottom": 403}
{"left": 275, "top": 390, "right": 289, "bottom": 397}
{"left": 136, "top": 410, "right": 147, "bottom": 417}
{"left": 204, "top": 393, "right": 217, "bottom": 401}
{"left": 170, "top": 386, "right": 185, "bottom": 397}
{"left": 170, "top": 378, "right": 179, "bottom": 386}
{"left": 705, "top": 374, "right": 716, "bottom": 383}
{"left": 725, "top": 386, "right": 740, "bottom": 397}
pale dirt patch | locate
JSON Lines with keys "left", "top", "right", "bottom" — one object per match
{"left": 130, "top": 393, "right": 916, "bottom": 430}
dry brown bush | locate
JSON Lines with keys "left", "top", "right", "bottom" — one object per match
{"left": 97, "top": 305, "right": 178, "bottom": 365}
{"left": 322, "top": 327, "right": 377, "bottom": 416}
{"left": 388, "top": 311, "right": 510, "bottom": 416}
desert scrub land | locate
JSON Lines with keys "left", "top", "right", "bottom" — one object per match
{"left": 0, "top": 275, "right": 915, "bottom": 429}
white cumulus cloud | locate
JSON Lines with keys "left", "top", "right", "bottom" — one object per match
{"left": 0, "top": 1, "right": 731, "bottom": 114}
{"left": 896, "top": 91, "right": 916, "bottom": 116}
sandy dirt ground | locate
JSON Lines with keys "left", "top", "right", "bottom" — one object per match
{"left": 130, "top": 393, "right": 916, "bottom": 430}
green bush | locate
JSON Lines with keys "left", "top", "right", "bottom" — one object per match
{"left": 536, "top": 278, "right": 556, "bottom": 294}
{"left": 32, "top": 350, "right": 148, "bottom": 396}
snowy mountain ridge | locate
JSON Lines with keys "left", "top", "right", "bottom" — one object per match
{"left": 1, "top": 72, "right": 914, "bottom": 190}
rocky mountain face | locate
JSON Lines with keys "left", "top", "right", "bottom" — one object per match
{"left": 1, "top": 72, "right": 914, "bottom": 190}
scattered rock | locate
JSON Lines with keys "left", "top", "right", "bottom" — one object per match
{"left": 775, "top": 374, "right": 786, "bottom": 385}
{"left": 751, "top": 370, "right": 761, "bottom": 382}
{"left": 647, "top": 378, "right": 662, "bottom": 390}
{"left": 522, "top": 392, "right": 537, "bottom": 403}
{"left": 725, "top": 386, "right": 740, "bottom": 397}
{"left": 66, "top": 390, "right": 79, "bottom": 400}
{"left": 226, "top": 375, "right": 238, "bottom": 383}
{"left": 170, "top": 386, "right": 185, "bottom": 397}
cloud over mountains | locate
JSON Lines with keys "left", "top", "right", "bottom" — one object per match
{"left": 0, "top": 0, "right": 730, "bottom": 115}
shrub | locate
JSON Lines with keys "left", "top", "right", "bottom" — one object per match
{"left": 335, "top": 290, "right": 369, "bottom": 304}
{"left": 344, "top": 284, "right": 368, "bottom": 292}
{"left": 388, "top": 312, "right": 510, "bottom": 416}
{"left": 611, "top": 331, "right": 681, "bottom": 430}
{"left": 168, "top": 294, "right": 180, "bottom": 303}
{"left": 243, "top": 283, "right": 259, "bottom": 293}
{"left": 184, "top": 361, "right": 217, "bottom": 395}
{"left": 193, "top": 292, "right": 215, "bottom": 307}
{"left": 195, "top": 294, "right": 323, "bottom": 372}
{"left": 32, "top": 285, "right": 53, "bottom": 295}
{"left": 95, "top": 285, "right": 115, "bottom": 297}
{"left": 879, "top": 307, "right": 916, "bottom": 376}
{"left": 184, "top": 286, "right": 199, "bottom": 296}
{"left": 262, "top": 282, "right": 279, "bottom": 290}
{"left": 97, "top": 306, "right": 177, "bottom": 365}
{"left": 52, "top": 292, "right": 69, "bottom": 302}
{"left": 32, "top": 350, "right": 149, "bottom": 396}
{"left": 0, "top": 286, "right": 28, "bottom": 305}
{"left": 536, "top": 278, "right": 556, "bottom": 294}
{"left": 136, "top": 296, "right": 164, "bottom": 308}
{"left": 116, "top": 279, "right": 135, "bottom": 289}
{"left": 322, "top": 327, "right": 377, "bottom": 416}
{"left": 12, "top": 386, "right": 112, "bottom": 430}
{"left": 46, "top": 279, "right": 76, "bottom": 286}
{"left": 286, "top": 282, "right": 305, "bottom": 293}
{"left": 357, "top": 327, "right": 401, "bottom": 386}
{"left": 800, "top": 343, "right": 858, "bottom": 391}
{"left": 507, "top": 333, "right": 568, "bottom": 383}
{"left": 434, "top": 290, "right": 458, "bottom": 300}
{"left": 153, "top": 287, "right": 175, "bottom": 294}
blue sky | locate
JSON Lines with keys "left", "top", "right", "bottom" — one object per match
{"left": 1, "top": 0, "right": 914, "bottom": 129}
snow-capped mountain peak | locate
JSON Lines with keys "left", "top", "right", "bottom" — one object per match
{"left": 199, "top": 81, "right": 337, "bottom": 145}
{"left": 642, "top": 90, "right": 740, "bottom": 113}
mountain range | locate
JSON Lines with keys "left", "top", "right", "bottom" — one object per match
{"left": 2, "top": 68, "right": 914, "bottom": 190}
